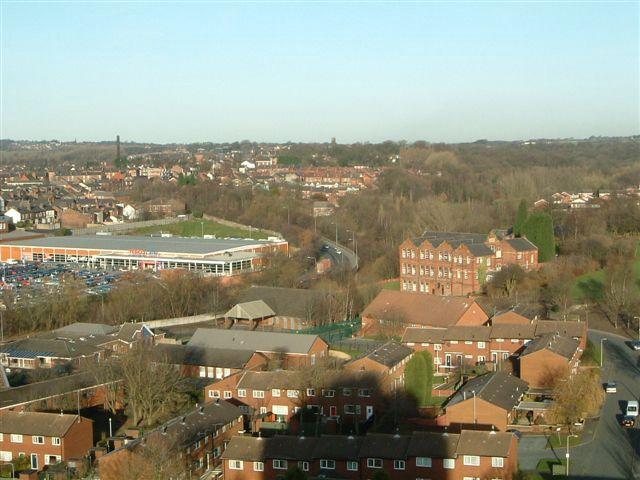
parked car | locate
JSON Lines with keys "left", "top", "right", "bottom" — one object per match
{"left": 626, "top": 400, "right": 639, "bottom": 417}
{"left": 605, "top": 382, "right": 617, "bottom": 393}
{"left": 621, "top": 416, "right": 635, "bottom": 428}
{"left": 630, "top": 341, "right": 640, "bottom": 351}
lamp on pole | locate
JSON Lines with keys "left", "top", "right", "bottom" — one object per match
{"left": 600, "top": 337, "right": 607, "bottom": 367}
{"left": 472, "top": 390, "right": 477, "bottom": 424}
{"left": 109, "top": 417, "right": 113, "bottom": 437}
{"left": 635, "top": 316, "right": 640, "bottom": 341}
{"left": 566, "top": 434, "right": 578, "bottom": 476}
{"left": 0, "top": 303, "right": 6, "bottom": 343}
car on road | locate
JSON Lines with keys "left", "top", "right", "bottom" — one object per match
{"left": 630, "top": 340, "right": 640, "bottom": 351}
{"left": 604, "top": 382, "right": 617, "bottom": 393}
{"left": 621, "top": 416, "right": 635, "bottom": 428}
{"left": 626, "top": 400, "right": 639, "bottom": 417}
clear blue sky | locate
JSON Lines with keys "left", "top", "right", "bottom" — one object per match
{"left": 1, "top": 1, "right": 638, "bottom": 143}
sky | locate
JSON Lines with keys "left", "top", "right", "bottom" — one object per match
{"left": 1, "top": 1, "right": 638, "bottom": 143}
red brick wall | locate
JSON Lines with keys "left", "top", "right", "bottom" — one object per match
{"left": 520, "top": 350, "right": 570, "bottom": 388}
{"left": 444, "top": 397, "right": 510, "bottom": 431}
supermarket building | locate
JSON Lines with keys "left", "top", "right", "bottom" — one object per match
{"left": 0, "top": 235, "right": 288, "bottom": 275}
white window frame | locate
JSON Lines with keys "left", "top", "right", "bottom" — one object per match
{"left": 273, "top": 459, "right": 288, "bottom": 470}
{"left": 272, "top": 388, "right": 281, "bottom": 397}
{"left": 10, "top": 434, "right": 23, "bottom": 443}
{"left": 52, "top": 437, "right": 61, "bottom": 446}
{"left": 320, "top": 459, "right": 336, "bottom": 470}
{"left": 32, "top": 436, "right": 45, "bottom": 445}
{"left": 287, "top": 390, "right": 299, "bottom": 398}
{"left": 347, "top": 460, "right": 358, "bottom": 471}
{"left": 253, "top": 461, "right": 264, "bottom": 471}
{"left": 306, "top": 388, "right": 315, "bottom": 396}
{"left": 367, "top": 458, "right": 383, "bottom": 469}
{"left": 492, "top": 457, "right": 504, "bottom": 468}
{"left": 478, "top": 341, "right": 486, "bottom": 348}
{"left": 443, "top": 458, "right": 455, "bottom": 469}
{"left": 298, "top": 461, "right": 309, "bottom": 471}
{"left": 253, "top": 390, "right": 265, "bottom": 398}
{"left": 237, "top": 389, "right": 246, "bottom": 398}
{"left": 394, "top": 459, "right": 406, "bottom": 470}
{"left": 416, "top": 456, "right": 432, "bottom": 467}
{"left": 229, "top": 460, "right": 244, "bottom": 470}
{"left": 463, "top": 455, "right": 480, "bottom": 466}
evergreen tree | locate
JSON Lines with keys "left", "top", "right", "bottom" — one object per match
{"left": 522, "top": 212, "right": 555, "bottom": 262}
{"left": 514, "top": 199, "right": 528, "bottom": 237}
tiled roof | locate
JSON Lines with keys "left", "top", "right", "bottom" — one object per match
{"left": 445, "top": 372, "right": 529, "bottom": 412}
{"left": 521, "top": 333, "right": 580, "bottom": 360}
{"left": 359, "top": 342, "right": 413, "bottom": 368}
{"left": 401, "top": 327, "right": 446, "bottom": 344}
{"left": 0, "top": 411, "right": 86, "bottom": 437}
{"left": 187, "top": 328, "right": 322, "bottom": 355}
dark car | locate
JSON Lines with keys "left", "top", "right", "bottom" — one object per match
{"left": 630, "top": 341, "right": 640, "bottom": 351}
{"left": 621, "top": 416, "right": 635, "bottom": 428}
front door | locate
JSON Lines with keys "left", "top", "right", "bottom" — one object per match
{"left": 30, "top": 453, "right": 38, "bottom": 470}
{"left": 329, "top": 406, "right": 337, "bottom": 417}
{"left": 445, "top": 354, "right": 452, "bottom": 367}
{"left": 366, "top": 405, "right": 374, "bottom": 419}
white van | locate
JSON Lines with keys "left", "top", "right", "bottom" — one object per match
{"left": 626, "top": 400, "right": 639, "bottom": 417}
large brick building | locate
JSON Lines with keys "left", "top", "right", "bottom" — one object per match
{"left": 222, "top": 430, "right": 519, "bottom": 480}
{"left": 399, "top": 231, "right": 538, "bottom": 296}
{"left": 0, "top": 412, "right": 93, "bottom": 471}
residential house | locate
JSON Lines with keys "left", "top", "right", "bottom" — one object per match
{"left": 519, "top": 334, "right": 582, "bottom": 388}
{"left": 0, "top": 411, "right": 93, "bottom": 471}
{"left": 344, "top": 342, "right": 413, "bottom": 391}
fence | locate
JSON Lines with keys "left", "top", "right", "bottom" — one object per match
{"left": 286, "top": 317, "right": 362, "bottom": 344}
{"left": 71, "top": 217, "right": 186, "bottom": 236}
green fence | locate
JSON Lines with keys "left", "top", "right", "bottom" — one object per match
{"left": 287, "top": 317, "right": 362, "bottom": 343}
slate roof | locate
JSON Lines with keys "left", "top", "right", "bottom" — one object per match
{"left": 154, "top": 344, "right": 255, "bottom": 369}
{"left": 490, "top": 323, "right": 536, "bottom": 339}
{"left": 359, "top": 433, "right": 411, "bottom": 459}
{"left": 225, "top": 300, "right": 275, "bottom": 320}
{"left": 311, "top": 435, "right": 364, "bottom": 460}
{"left": 54, "top": 322, "right": 118, "bottom": 336}
{"left": 406, "top": 431, "right": 459, "bottom": 458}
{"left": 521, "top": 334, "right": 580, "bottom": 360}
{"left": 443, "top": 326, "right": 491, "bottom": 341}
{"left": 445, "top": 372, "right": 529, "bottom": 412}
{"left": 363, "top": 290, "right": 486, "bottom": 328}
{"left": 504, "top": 237, "right": 538, "bottom": 252}
{"left": 534, "top": 320, "right": 586, "bottom": 339}
{"left": 221, "top": 436, "right": 269, "bottom": 461}
{"left": 0, "top": 411, "right": 87, "bottom": 437}
{"left": 456, "top": 430, "right": 513, "bottom": 457}
{"left": 238, "top": 285, "right": 330, "bottom": 319}
{"left": 360, "top": 342, "right": 413, "bottom": 369}
{"left": 0, "top": 338, "right": 104, "bottom": 359}
{"left": 236, "top": 370, "right": 303, "bottom": 391}
{"left": 401, "top": 327, "right": 446, "bottom": 344}
{"left": 187, "top": 328, "right": 322, "bottom": 355}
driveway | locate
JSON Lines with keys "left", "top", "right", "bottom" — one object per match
{"left": 519, "top": 330, "right": 640, "bottom": 478}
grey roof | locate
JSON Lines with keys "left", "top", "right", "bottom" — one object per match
{"left": 221, "top": 435, "right": 317, "bottom": 461}
{"left": 154, "top": 344, "right": 255, "bottom": 369}
{"left": 445, "top": 372, "right": 529, "bottom": 411}
{"left": 234, "top": 369, "right": 379, "bottom": 392}
{"left": 443, "top": 326, "right": 491, "bottom": 341}
{"left": 406, "top": 431, "right": 459, "bottom": 458}
{"left": 359, "top": 433, "right": 411, "bottom": 459}
{"left": 221, "top": 436, "right": 269, "bottom": 461}
{"left": 402, "top": 327, "right": 446, "bottom": 344}
{"left": 456, "top": 430, "right": 513, "bottom": 457}
{"left": 490, "top": 323, "right": 536, "bottom": 339}
{"left": 0, "top": 411, "right": 87, "bottom": 437}
{"left": 412, "top": 231, "right": 493, "bottom": 256}
{"left": 238, "top": 286, "right": 331, "bottom": 319}
{"left": 115, "top": 323, "right": 153, "bottom": 342}
{"left": 521, "top": 333, "right": 580, "bottom": 360}
{"left": 225, "top": 300, "right": 275, "bottom": 320}
{"left": 311, "top": 435, "right": 364, "bottom": 460}
{"left": 505, "top": 237, "right": 537, "bottom": 252}
{"left": 466, "top": 243, "right": 494, "bottom": 256}
{"left": 360, "top": 342, "right": 413, "bottom": 368}
{"left": 1, "top": 234, "right": 279, "bottom": 257}
{"left": 0, "top": 338, "right": 104, "bottom": 359}
{"left": 236, "top": 370, "right": 302, "bottom": 391}
{"left": 187, "top": 328, "right": 323, "bottom": 355}
{"left": 54, "top": 322, "right": 118, "bottom": 336}
{"left": 534, "top": 320, "right": 586, "bottom": 339}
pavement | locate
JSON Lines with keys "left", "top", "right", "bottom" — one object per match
{"left": 518, "top": 329, "right": 640, "bottom": 479}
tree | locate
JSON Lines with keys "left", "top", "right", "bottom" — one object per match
{"left": 550, "top": 370, "right": 604, "bottom": 430}
{"left": 599, "top": 241, "right": 640, "bottom": 328}
{"left": 523, "top": 212, "right": 556, "bottom": 262}
{"left": 514, "top": 199, "right": 528, "bottom": 237}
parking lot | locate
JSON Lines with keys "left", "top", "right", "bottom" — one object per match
{"left": 0, "top": 261, "right": 123, "bottom": 302}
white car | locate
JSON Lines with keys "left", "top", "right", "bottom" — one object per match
{"left": 605, "top": 382, "right": 617, "bottom": 393}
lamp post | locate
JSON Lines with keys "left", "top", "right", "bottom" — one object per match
{"left": 635, "top": 316, "right": 640, "bottom": 341}
{"left": 472, "top": 390, "right": 477, "bottom": 424}
{"left": 600, "top": 337, "right": 607, "bottom": 367}
{"left": 200, "top": 221, "right": 204, "bottom": 238}
{"left": 0, "top": 303, "right": 6, "bottom": 343}
{"left": 566, "top": 434, "right": 578, "bottom": 476}
{"left": 109, "top": 417, "right": 113, "bottom": 437}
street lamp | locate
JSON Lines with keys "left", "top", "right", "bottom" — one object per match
{"left": 0, "top": 303, "right": 6, "bottom": 343}
{"left": 566, "top": 434, "right": 578, "bottom": 476}
{"left": 472, "top": 390, "right": 477, "bottom": 424}
{"left": 600, "top": 337, "right": 607, "bottom": 367}
{"left": 635, "top": 316, "right": 640, "bottom": 341}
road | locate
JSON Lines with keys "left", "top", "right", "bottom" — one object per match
{"left": 519, "top": 330, "right": 640, "bottom": 479}
{"left": 320, "top": 237, "right": 358, "bottom": 271}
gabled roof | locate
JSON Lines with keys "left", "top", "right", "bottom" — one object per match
{"left": 490, "top": 323, "right": 536, "bottom": 339}
{"left": 406, "top": 431, "right": 459, "bottom": 458}
{"left": 445, "top": 372, "right": 528, "bottom": 412}
{"left": 492, "top": 311, "right": 532, "bottom": 325}
{"left": 238, "top": 285, "right": 331, "bottom": 319}
{"left": 54, "top": 322, "right": 118, "bottom": 337}
{"left": 534, "top": 320, "right": 586, "bottom": 339}
{"left": 444, "top": 326, "right": 491, "bottom": 341}
{"left": 0, "top": 338, "right": 104, "bottom": 359}
{"left": 225, "top": 300, "right": 275, "bottom": 320}
{"left": 357, "top": 342, "right": 413, "bottom": 369}
{"left": 0, "top": 411, "right": 87, "bottom": 437}
{"left": 521, "top": 333, "right": 580, "bottom": 360}
{"left": 187, "top": 328, "right": 322, "bottom": 355}
{"left": 401, "top": 327, "right": 446, "bottom": 344}
{"left": 154, "top": 344, "right": 256, "bottom": 369}
{"left": 359, "top": 433, "right": 411, "bottom": 459}
{"left": 456, "top": 430, "right": 513, "bottom": 457}
{"left": 311, "top": 435, "right": 364, "bottom": 460}
{"left": 504, "top": 237, "right": 537, "bottom": 252}
{"left": 363, "top": 290, "right": 486, "bottom": 328}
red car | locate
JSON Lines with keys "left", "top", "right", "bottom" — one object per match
{"left": 621, "top": 416, "right": 635, "bottom": 428}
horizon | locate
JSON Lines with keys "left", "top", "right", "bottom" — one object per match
{"left": 1, "top": 2, "right": 638, "bottom": 143}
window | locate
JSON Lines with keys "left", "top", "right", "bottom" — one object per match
{"left": 492, "top": 457, "right": 504, "bottom": 468}
{"left": 394, "top": 460, "right": 405, "bottom": 470}
{"left": 465, "top": 340, "right": 473, "bottom": 345}
{"left": 237, "top": 389, "right": 246, "bottom": 398}
{"left": 45, "top": 455, "right": 61, "bottom": 466}
{"left": 347, "top": 460, "right": 358, "bottom": 471}
{"left": 342, "top": 388, "right": 352, "bottom": 396}
{"left": 194, "top": 440, "right": 201, "bottom": 450}
{"left": 0, "top": 451, "right": 12, "bottom": 462}
{"left": 306, "top": 388, "right": 315, "bottom": 396}
{"left": 367, "top": 458, "right": 383, "bottom": 469}
{"left": 11, "top": 434, "right": 22, "bottom": 443}
{"left": 450, "top": 340, "right": 458, "bottom": 344}
{"left": 478, "top": 341, "right": 486, "bottom": 348}
{"left": 287, "top": 390, "right": 299, "bottom": 398}
{"left": 229, "top": 460, "right": 244, "bottom": 470}
{"left": 253, "top": 390, "right": 265, "bottom": 398}
{"left": 253, "top": 462, "right": 264, "bottom": 471}
{"left": 0, "top": 434, "right": 2, "bottom": 442}
{"left": 273, "top": 459, "right": 288, "bottom": 470}
{"left": 344, "top": 404, "right": 357, "bottom": 414}
{"left": 32, "top": 436, "right": 44, "bottom": 445}
{"left": 323, "top": 389, "right": 335, "bottom": 398}
{"left": 298, "top": 461, "right": 309, "bottom": 471}
{"left": 209, "top": 390, "right": 220, "bottom": 398}
{"left": 443, "top": 458, "right": 455, "bottom": 469}
{"left": 477, "top": 355, "right": 486, "bottom": 362}
{"left": 416, "top": 457, "right": 432, "bottom": 467}
{"left": 51, "top": 437, "right": 61, "bottom": 446}
{"left": 358, "top": 388, "right": 371, "bottom": 397}
{"left": 224, "top": 391, "right": 232, "bottom": 399}
{"left": 320, "top": 459, "right": 336, "bottom": 469}
{"left": 496, "top": 338, "right": 504, "bottom": 343}
{"left": 199, "top": 366, "right": 206, "bottom": 378}
{"left": 272, "top": 388, "right": 281, "bottom": 397}
{"left": 511, "top": 338, "right": 519, "bottom": 343}
{"left": 463, "top": 455, "right": 480, "bottom": 466}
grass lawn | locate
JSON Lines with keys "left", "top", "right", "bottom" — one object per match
{"left": 545, "top": 433, "right": 582, "bottom": 449}
{"left": 381, "top": 280, "right": 400, "bottom": 291}
{"left": 131, "top": 219, "right": 269, "bottom": 239}
{"left": 572, "top": 258, "right": 640, "bottom": 303}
